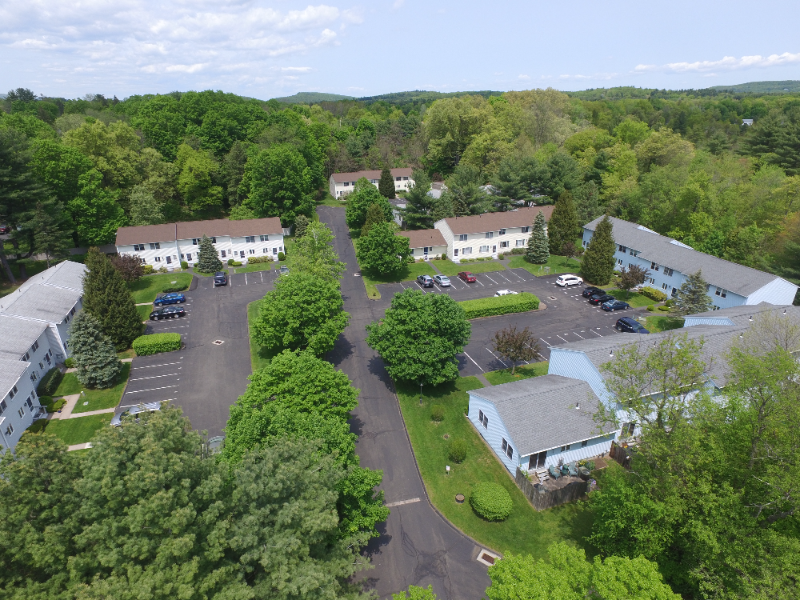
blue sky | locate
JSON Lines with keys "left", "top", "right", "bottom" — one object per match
{"left": 1, "top": 0, "right": 799, "bottom": 100}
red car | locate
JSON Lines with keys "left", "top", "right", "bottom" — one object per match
{"left": 458, "top": 271, "right": 477, "bottom": 283}
{"left": 0, "top": 224, "right": 10, "bottom": 234}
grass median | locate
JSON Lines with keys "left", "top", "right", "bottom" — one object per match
{"left": 607, "top": 289, "right": 654, "bottom": 307}
{"left": 644, "top": 315, "right": 685, "bottom": 332}
{"left": 396, "top": 377, "right": 595, "bottom": 558}
{"left": 31, "top": 413, "right": 113, "bottom": 446}
{"left": 458, "top": 292, "right": 539, "bottom": 319}
{"left": 128, "top": 273, "right": 193, "bottom": 303}
{"left": 54, "top": 363, "right": 131, "bottom": 413}
{"left": 485, "top": 361, "right": 549, "bottom": 385}
{"left": 507, "top": 255, "right": 580, "bottom": 276}
{"left": 436, "top": 259, "right": 506, "bottom": 277}
{"left": 235, "top": 262, "right": 275, "bottom": 274}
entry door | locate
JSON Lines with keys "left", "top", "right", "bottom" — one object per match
{"left": 529, "top": 451, "right": 547, "bottom": 470}
{"left": 492, "top": 245, "right": 497, "bottom": 253}
{"left": 424, "top": 246, "right": 430, "bottom": 258}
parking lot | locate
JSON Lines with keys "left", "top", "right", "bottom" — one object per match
{"left": 375, "top": 267, "right": 535, "bottom": 301}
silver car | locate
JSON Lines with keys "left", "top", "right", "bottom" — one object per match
{"left": 433, "top": 275, "right": 451, "bottom": 287}
{"left": 110, "top": 402, "right": 162, "bottom": 427}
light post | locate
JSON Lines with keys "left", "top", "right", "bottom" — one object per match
{"left": 419, "top": 382, "right": 423, "bottom": 406}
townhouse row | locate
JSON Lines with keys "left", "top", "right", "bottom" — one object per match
{"left": 329, "top": 168, "right": 414, "bottom": 199}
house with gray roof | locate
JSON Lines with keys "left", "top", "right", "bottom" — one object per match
{"left": 582, "top": 216, "right": 797, "bottom": 308}
{"left": 683, "top": 302, "right": 800, "bottom": 328}
{"left": 0, "top": 357, "right": 43, "bottom": 452}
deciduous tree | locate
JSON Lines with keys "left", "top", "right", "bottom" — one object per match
{"left": 361, "top": 202, "right": 388, "bottom": 238}
{"left": 294, "top": 213, "right": 310, "bottom": 238}
{"left": 127, "top": 184, "right": 164, "bottom": 226}
{"left": 492, "top": 325, "right": 540, "bottom": 374}
{"left": 356, "top": 222, "right": 411, "bottom": 277}
{"left": 526, "top": 210, "right": 549, "bottom": 264}
{"left": 345, "top": 179, "right": 393, "bottom": 230}
{"left": 67, "top": 310, "right": 121, "bottom": 388}
{"left": 68, "top": 168, "right": 127, "bottom": 245}
{"left": 287, "top": 221, "right": 345, "bottom": 281}
{"left": 617, "top": 264, "right": 649, "bottom": 297}
{"left": 24, "top": 198, "right": 73, "bottom": 267}
{"left": 109, "top": 254, "right": 145, "bottom": 282}
{"left": 581, "top": 215, "right": 615, "bottom": 285}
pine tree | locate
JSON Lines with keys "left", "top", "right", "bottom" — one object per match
{"left": 378, "top": 166, "right": 396, "bottom": 199}
{"left": 400, "top": 170, "right": 433, "bottom": 229}
{"left": 547, "top": 190, "right": 580, "bottom": 255}
{"left": 294, "top": 214, "right": 310, "bottom": 238}
{"left": 361, "top": 202, "right": 388, "bottom": 238}
{"left": 580, "top": 215, "right": 616, "bottom": 285}
{"left": 82, "top": 248, "right": 143, "bottom": 351}
{"left": 68, "top": 310, "right": 122, "bottom": 389}
{"left": 526, "top": 211, "right": 550, "bottom": 264}
{"left": 674, "top": 270, "right": 714, "bottom": 316}
{"left": 196, "top": 234, "right": 223, "bottom": 273}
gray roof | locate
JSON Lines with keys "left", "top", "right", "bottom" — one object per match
{"left": 584, "top": 216, "right": 786, "bottom": 297}
{"left": 0, "top": 358, "right": 29, "bottom": 399}
{"left": 470, "top": 375, "right": 616, "bottom": 456}
{"left": 18, "top": 261, "right": 86, "bottom": 293}
{"left": 0, "top": 284, "right": 80, "bottom": 323}
{"left": 0, "top": 316, "right": 47, "bottom": 359}
{"left": 684, "top": 303, "right": 800, "bottom": 327}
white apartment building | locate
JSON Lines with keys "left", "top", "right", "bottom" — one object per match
{"left": 329, "top": 168, "right": 414, "bottom": 199}
{"left": 115, "top": 218, "right": 285, "bottom": 269}
{"left": 398, "top": 229, "right": 448, "bottom": 260}
{"left": 0, "top": 358, "right": 42, "bottom": 452}
{"left": 434, "top": 206, "right": 554, "bottom": 262}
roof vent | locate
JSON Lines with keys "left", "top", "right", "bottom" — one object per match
{"left": 749, "top": 316, "right": 753, "bottom": 322}
{"left": 609, "top": 350, "right": 613, "bottom": 357}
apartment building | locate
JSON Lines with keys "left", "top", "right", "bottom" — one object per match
{"left": 329, "top": 168, "right": 414, "bottom": 198}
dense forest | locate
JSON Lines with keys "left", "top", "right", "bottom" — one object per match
{"left": 2, "top": 84, "right": 799, "bottom": 287}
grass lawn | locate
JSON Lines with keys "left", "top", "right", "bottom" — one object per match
{"left": 607, "top": 289, "right": 654, "bottom": 308}
{"left": 317, "top": 194, "right": 345, "bottom": 208}
{"left": 436, "top": 259, "right": 506, "bottom": 277}
{"left": 360, "top": 261, "right": 438, "bottom": 300}
{"left": 247, "top": 300, "right": 280, "bottom": 372}
{"left": 235, "top": 262, "right": 275, "bottom": 274}
{"left": 397, "top": 377, "right": 595, "bottom": 558}
{"left": 54, "top": 364, "right": 130, "bottom": 413}
{"left": 33, "top": 413, "right": 113, "bottom": 445}
{"left": 644, "top": 315, "right": 685, "bottom": 332}
{"left": 128, "top": 273, "right": 193, "bottom": 303}
{"left": 117, "top": 348, "right": 136, "bottom": 360}
{"left": 0, "top": 282, "right": 21, "bottom": 298}
{"left": 485, "top": 361, "right": 549, "bottom": 385}
{"left": 508, "top": 255, "right": 581, "bottom": 276}
{"left": 136, "top": 305, "right": 152, "bottom": 321}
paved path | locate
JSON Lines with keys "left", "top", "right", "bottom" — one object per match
{"left": 49, "top": 393, "right": 117, "bottom": 420}
{"left": 318, "top": 206, "right": 490, "bottom": 599}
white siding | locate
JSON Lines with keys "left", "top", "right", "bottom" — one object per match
{"left": 227, "top": 235, "right": 284, "bottom": 263}
{"left": 409, "top": 245, "right": 448, "bottom": 259}
{"left": 435, "top": 220, "right": 530, "bottom": 263}
{"left": 434, "top": 220, "right": 456, "bottom": 259}
{"left": 0, "top": 365, "right": 41, "bottom": 452}
{"left": 118, "top": 243, "right": 179, "bottom": 270}
{"left": 125, "top": 234, "right": 285, "bottom": 268}
{"left": 330, "top": 175, "right": 415, "bottom": 199}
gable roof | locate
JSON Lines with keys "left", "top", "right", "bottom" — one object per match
{"left": 18, "top": 261, "right": 87, "bottom": 293}
{"left": 115, "top": 223, "right": 176, "bottom": 246}
{"left": 439, "top": 206, "right": 554, "bottom": 235}
{"left": 0, "top": 358, "right": 29, "bottom": 399}
{"left": 0, "top": 316, "right": 48, "bottom": 360}
{"left": 584, "top": 216, "right": 786, "bottom": 297}
{"left": 398, "top": 229, "right": 447, "bottom": 249}
{"left": 684, "top": 303, "right": 800, "bottom": 327}
{"left": 0, "top": 284, "right": 81, "bottom": 324}
{"left": 470, "top": 375, "right": 615, "bottom": 456}
{"left": 331, "top": 168, "right": 413, "bottom": 183}
{"left": 115, "top": 218, "right": 283, "bottom": 247}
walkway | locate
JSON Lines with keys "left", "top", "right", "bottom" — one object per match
{"left": 48, "top": 393, "right": 117, "bottom": 420}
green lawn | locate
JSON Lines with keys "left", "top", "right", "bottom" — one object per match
{"left": 436, "top": 259, "right": 506, "bottom": 277}
{"left": 485, "top": 361, "right": 549, "bottom": 385}
{"left": 644, "top": 315, "right": 685, "bottom": 332}
{"left": 117, "top": 348, "right": 136, "bottom": 360}
{"left": 508, "top": 255, "right": 581, "bottom": 276}
{"left": 54, "top": 364, "right": 130, "bottom": 414}
{"left": 397, "top": 377, "right": 595, "bottom": 558}
{"left": 137, "top": 305, "right": 153, "bottom": 321}
{"left": 361, "top": 261, "right": 438, "bottom": 300}
{"left": 32, "top": 413, "right": 113, "bottom": 445}
{"left": 247, "top": 300, "right": 280, "bottom": 372}
{"left": 607, "top": 289, "right": 654, "bottom": 308}
{"left": 127, "top": 273, "right": 193, "bottom": 303}
{"left": 317, "top": 194, "right": 345, "bottom": 208}
{"left": 235, "top": 262, "right": 275, "bottom": 274}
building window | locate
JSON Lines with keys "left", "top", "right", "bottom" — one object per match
{"left": 70, "top": 307, "right": 75, "bottom": 316}
{"left": 479, "top": 245, "right": 490, "bottom": 253}
{"left": 662, "top": 283, "right": 668, "bottom": 290}
{"left": 0, "top": 399, "right": 6, "bottom": 414}
{"left": 516, "top": 239, "right": 525, "bottom": 247}
{"left": 618, "top": 245, "right": 627, "bottom": 253}
{"left": 262, "top": 248, "right": 268, "bottom": 254}
{"left": 220, "top": 250, "right": 226, "bottom": 258}
{"left": 403, "top": 176, "right": 409, "bottom": 181}
{"left": 478, "top": 410, "right": 488, "bottom": 428}
{"left": 410, "top": 248, "right": 415, "bottom": 256}
{"left": 22, "top": 352, "right": 29, "bottom": 361}
{"left": 18, "top": 407, "right": 24, "bottom": 418}
{"left": 5, "top": 425, "right": 13, "bottom": 436}
{"left": 500, "top": 241, "right": 509, "bottom": 248}
{"left": 462, "top": 247, "right": 472, "bottom": 255}
{"left": 617, "top": 258, "right": 623, "bottom": 266}
{"left": 26, "top": 397, "right": 34, "bottom": 409}
{"left": 211, "top": 237, "right": 216, "bottom": 243}
{"left": 166, "top": 256, "right": 172, "bottom": 264}
{"left": 154, "top": 256, "right": 161, "bottom": 262}
{"left": 622, "top": 422, "right": 635, "bottom": 436}
{"left": 715, "top": 287, "right": 727, "bottom": 298}
{"left": 485, "top": 232, "right": 494, "bottom": 239}
{"left": 39, "top": 362, "right": 44, "bottom": 370}
{"left": 395, "top": 176, "right": 401, "bottom": 181}
{"left": 186, "top": 253, "right": 192, "bottom": 261}
{"left": 30, "top": 372, "right": 38, "bottom": 383}
{"left": 581, "top": 440, "right": 588, "bottom": 447}
{"left": 45, "top": 353, "right": 51, "bottom": 365}
{"left": 672, "top": 287, "right": 678, "bottom": 297}
{"left": 260, "top": 235, "right": 269, "bottom": 242}
{"left": 501, "top": 438, "right": 513, "bottom": 459}
{"left": 343, "top": 181, "right": 350, "bottom": 187}
{"left": 521, "top": 226, "right": 530, "bottom": 233}
{"left": 249, "top": 249, "right": 255, "bottom": 255}
{"left": 629, "top": 249, "right": 638, "bottom": 256}
{"left": 272, "top": 248, "right": 278, "bottom": 255}
{"left": 664, "top": 267, "right": 674, "bottom": 277}
{"left": 192, "top": 238, "right": 200, "bottom": 245}
{"left": 499, "top": 229, "right": 506, "bottom": 235}
{"left": 239, "top": 251, "right": 245, "bottom": 258}
{"left": 245, "top": 236, "right": 255, "bottom": 243}
{"left": 149, "top": 242, "right": 160, "bottom": 250}
{"left": 133, "top": 244, "right": 145, "bottom": 252}
{"left": 459, "top": 234, "right": 468, "bottom": 242}
{"left": 650, "top": 262, "right": 660, "bottom": 272}
{"left": 453, "top": 249, "right": 459, "bottom": 257}
{"left": 560, "top": 444, "right": 571, "bottom": 452}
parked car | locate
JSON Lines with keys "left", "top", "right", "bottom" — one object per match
{"left": 556, "top": 274, "right": 583, "bottom": 287}
{"left": 495, "top": 289, "right": 518, "bottom": 297}
{"left": 589, "top": 293, "right": 615, "bottom": 305}
{"left": 417, "top": 274, "right": 434, "bottom": 288}
{"left": 602, "top": 299, "right": 630, "bottom": 312}
{"left": 616, "top": 317, "right": 650, "bottom": 334}
{"left": 279, "top": 265, "right": 290, "bottom": 275}
{"left": 153, "top": 292, "right": 186, "bottom": 306}
{"left": 0, "top": 224, "right": 10, "bottom": 234}
{"left": 110, "top": 402, "right": 162, "bottom": 427}
{"left": 457, "top": 271, "right": 477, "bottom": 283}
{"left": 213, "top": 271, "right": 228, "bottom": 286}
{"left": 582, "top": 286, "right": 604, "bottom": 298}
{"left": 433, "top": 275, "right": 451, "bottom": 287}
{"left": 150, "top": 305, "right": 186, "bottom": 320}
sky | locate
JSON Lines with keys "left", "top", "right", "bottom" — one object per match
{"left": 1, "top": 0, "right": 799, "bottom": 100}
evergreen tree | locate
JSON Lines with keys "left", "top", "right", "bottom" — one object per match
{"left": 430, "top": 193, "right": 455, "bottom": 223}
{"left": 580, "top": 215, "right": 615, "bottom": 285}
{"left": 378, "top": 166, "right": 396, "bottom": 199}
{"left": 82, "top": 248, "right": 142, "bottom": 351}
{"left": 68, "top": 310, "right": 121, "bottom": 388}
{"left": 361, "top": 203, "right": 387, "bottom": 238}
{"left": 400, "top": 170, "right": 434, "bottom": 229}
{"left": 547, "top": 190, "right": 579, "bottom": 255}
{"left": 196, "top": 234, "right": 223, "bottom": 273}
{"left": 673, "top": 270, "right": 714, "bottom": 315}
{"left": 294, "top": 214, "right": 310, "bottom": 238}
{"left": 526, "top": 210, "right": 549, "bottom": 264}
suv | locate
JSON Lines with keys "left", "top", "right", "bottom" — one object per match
{"left": 582, "top": 286, "right": 604, "bottom": 298}
{"left": 457, "top": 271, "right": 476, "bottom": 283}
{"left": 153, "top": 292, "right": 185, "bottom": 306}
{"left": 616, "top": 317, "right": 650, "bottom": 334}
{"left": 110, "top": 402, "right": 162, "bottom": 427}
{"left": 150, "top": 305, "right": 186, "bottom": 320}
{"left": 556, "top": 274, "right": 583, "bottom": 287}
{"left": 213, "top": 271, "right": 227, "bottom": 286}
{"left": 417, "top": 274, "right": 434, "bottom": 288}
{"left": 433, "top": 275, "right": 451, "bottom": 287}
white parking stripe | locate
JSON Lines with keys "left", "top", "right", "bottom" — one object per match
{"left": 151, "top": 325, "right": 188, "bottom": 330}
{"left": 129, "top": 372, "right": 179, "bottom": 382}
{"left": 245, "top": 273, "right": 248, "bottom": 285}
{"left": 133, "top": 361, "right": 181, "bottom": 370}
{"left": 572, "top": 331, "right": 585, "bottom": 339}
{"left": 485, "top": 347, "right": 508, "bottom": 367}
{"left": 497, "top": 272, "right": 511, "bottom": 283}
{"left": 555, "top": 334, "right": 569, "bottom": 343}
{"left": 120, "top": 398, "right": 176, "bottom": 408}
{"left": 124, "top": 385, "right": 178, "bottom": 394}
{"left": 463, "top": 351, "right": 485, "bottom": 372}
{"left": 385, "top": 497, "right": 421, "bottom": 507}
{"left": 484, "top": 274, "right": 499, "bottom": 285}
{"left": 476, "top": 279, "right": 485, "bottom": 287}
{"left": 539, "top": 337, "right": 552, "bottom": 348}
{"left": 590, "top": 329, "right": 603, "bottom": 338}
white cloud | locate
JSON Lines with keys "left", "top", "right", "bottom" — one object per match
{"left": 634, "top": 51, "right": 800, "bottom": 73}
{"left": 281, "top": 66, "right": 313, "bottom": 72}
{"left": 518, "top": 74, "right": 530, "bottom": 80}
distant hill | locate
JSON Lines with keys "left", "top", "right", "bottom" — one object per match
{"left": 358, "top": 90, "right": 503, "bottom": 105}
{"left": 708, "top": 80, "right": 800, "bottom": 93}
{"left": 272, "top": 92, "right": 355, "bottom": 104}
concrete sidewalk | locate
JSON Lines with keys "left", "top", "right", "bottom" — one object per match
{"left": 49, "top": 393, "right": 116, "bottom": 420}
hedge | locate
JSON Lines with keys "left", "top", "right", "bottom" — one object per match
{"left": 37, "top": 368, "right": 64, "bottom": 397}
{"left": 132, "top": 333, "right": 182, "bottom": 356}
{"left": 458, "top": 292, "right": 540, "bottom": 319}
{"left": 641, "top": 286, "right": 667, "bottom": 302}
{"left": 162, "top": 285, "right": 189, "bottom": 294}
{"left": 246, "top": 255, "right": 273, "bottom": 264}
{"left": 470, "top": 482, "right": 513, "bottom": 521}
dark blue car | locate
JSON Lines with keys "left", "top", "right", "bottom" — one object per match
{"left": 153, "top": 292, "right": 186, "bottom": 307}
{"left": 602, "top": 299, "right": 630, "bottom": 312}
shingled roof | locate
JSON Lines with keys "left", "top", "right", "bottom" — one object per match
{"left": 0, "top": 284, "right": 81, "bottom": 324}
{"left": 440, "top": 206, "right": 554, "bottom": 235}
{"left": 330, "top": 168, "right": 413, "bottom": 183}
{"left": 0, "top": 316, "right": 48, "bottom": 360}
{"left": 116, "top": 218, "right": 283, "bottom": 246}
{"left": 398, "top": 229, "right": 447, "bottom": 249}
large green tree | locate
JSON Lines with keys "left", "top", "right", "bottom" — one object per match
{"left": 252, "top": 272, "right": 350, "bottom": 356}
{"left": 526, "top": 210, "right": 549, "bottom": 264}
{"left": 68, "top": 168, "right": 127, "bottom": 245}
{"left": 673, "top": 270, "right": 714, "bottom": 316}
{"left": 366, "top": 288, "right": 471, "bottom": 386}
{"left": 68, "top": 310, "right": 122, "bottom": 388}
{"left": 175, "top": 143, "right": 224, "bottom": 214}
{"left": 546, "top": 190, "right": 580, "bottom": 255}
{"left": 345, "top": 179, "right": 394, "bottom": 230}
{"left": 287, "top": 221, "right": 345, "bottom": 281}
{"left": 581, "top": 215, "right": 615, "bottom": 285}
{"left": 361, "top": 202, "right": 387, "bottom": 238}
{"left": 378, "top": 166, "right": 396, "bottom": 198}
{"left": 400, "top": 170, "right": 434, "bottom": 229}
{"left": 356, "top": 222, "right": 412, "bottom": 277}
{"left": 196, "top": 234, "right": 223, "bottom": 273}
{"left": 23, "top": 197, "right": 73, "bottom": 267}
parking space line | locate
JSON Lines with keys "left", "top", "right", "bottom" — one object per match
{"left": 124, "top": 385, "right": 178, "bottom": 394}
{"left": 120, "top": 398, "right": 176, "bottom": 408}
{"left": 510, "top": 270, "right": 526, "bottom": 282}
{"left": 476, "top": 279, "right": 485, "bottom": 287}
{"left": 590, "top": 329, "right": 603, "bottom": 337}
{"left": 571, "top": 331, "right": 585, "bottom": 339}
{"left": 129, "top": 372, "right": 179, "bottom": 382}
{"left": 462, "top": 351, "right": 485, "bottom": 372}
{"left": 133, "top": 361, "right": 182, "bottom": 370}
{"left": 399, "top": 282, "right": 406, "bottom": 289}
{"left": 151, "top": 325, "right": 188, "bottom": 330}
{"left": 555, "top": 334, "right": 569, "bottom": 344}
{"left": 539, "top": 337, "right": 552, "bottom": 348}
{"left": 484, "top": 274, "right": 499, "bottom": 285}
{"left": 497, "top": 272, "right": 511, "bottom": 283}
{"left": 485, "top": 347, "right": 507, "bottom": 367}
{"left": 245, "top": 273, "right": 248, "bottom": 285}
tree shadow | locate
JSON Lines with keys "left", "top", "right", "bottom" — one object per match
{"left": 326, "top": 332, "right": 355, "bottom": 368}
{"left": 348, "top": 413, "right": 365, "bottom": 437}
{"left": 366, "top": 355, "right": 394, "bottom": 389}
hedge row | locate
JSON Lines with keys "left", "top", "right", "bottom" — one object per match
{"left": 246, "top": 255, "right": 273, "bottom": 264}
{"left": 641, "top": 286, "right": 667, "bottom": 302}
{"left": 132, "top": 333, "right": 182, "bottom": 356}
{"left": 37, "top": 368, "right": 64, "bottom": 396}
{"left": 458, "top": 292, "right": 540, "bottom": 319}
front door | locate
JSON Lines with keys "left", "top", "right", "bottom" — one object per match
{"left": 492, "top": 245, "right": 497, "bottom": 253}
{"left": 529, "top": 451, "right": 547, "bottom": 470}
{"left": 424, "top": 246, "right": 430, "bottom": 259}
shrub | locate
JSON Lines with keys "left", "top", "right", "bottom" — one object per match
{"left": 227, "top": 258, "right": 235, "bottom": 266}
{"left": 37, "top": 368, "right": 64, "bottom": 397}
{"left": 247, "top": 255, "right": 272, "bottom": 264}
{"left": 180, "top": 261, "right": 188, "bottom": 270}
{"left": 458, "top": 292, "right": 540, "bottom": 319}
{"left": 143, "top": 265, "right": 154, "bottom": 275}
{"left": 431, "top": 405, "right": 445, "bottom": 422}
{"left": 510, "top": 248, "right": 526, "bottom": 255}
{"left": 658, "top": 305, "right": 671, "bottom": 312}
{"left": 162, "top": 283, "right": 189, "bottom": 293}
{"left": 470, "top": 482, "right": 513, "bottom": 521}
{"left": 278, "top": 252, "right": 286, "bottom": 261}
{"left": 132, "top": 333, "right": 182, "bottom": 356}
{"left": 647, "top": 304, "right": 656, "bottom": 312}
{"left": 448, "top": 438, "right": 467, "bottom": 463}
{"left": 64, "top": 357, "right": 75, "bottom": 368}
{"left": 641, "top": 286, "right": 667, "bottom": 302}
{"left": 665, "top": 299, "right": 674, "bottom": 307}
{"left": 157, "top": 266, "right": 168, "bottom": 273}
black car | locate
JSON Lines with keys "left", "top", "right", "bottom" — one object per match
{"left": 417, "top": 274, "right": 434, "bottom": 288}
{"left": 615, "top": 317, "right": 650, "bottom": 334}
{"left": 150, "top": 305, "right": 186, "bottom": 320}
{"left": 213, "top": 271, "right": 227, "bottom": 286}
{"left": 582, "top": 286, "right": 604, "bottom": 298}
{"left": 589, "top": 293, "right": 615, "bottom": 305}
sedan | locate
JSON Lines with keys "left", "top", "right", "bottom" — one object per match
{"left": 602, "top": 300, "right": 630, "bottom": 312}
{"left": 111, "top": 402, "right": 162, "bottom": 427}
{"left": 495, "top": 289, "right": 518, "bottom": 297}
{"left": 589, "top": 293, "right": 615, "bottom": 305}
{"left": 457, "top": 271, "right": 477, "bottom": 283}
{"left": 616, "top": 317, "right": 650, "bottom": 334}
{"left": 214, "top": 271, "right": 228, "bottom": 286}
{"left": 0, "top": 224, "right": 10, "bottom": 234}
{"left": 433, "top": 275, "right": 451, "bottom": 287}
{"left": 150, "top": 305, "right": 186, "bottom": 320}
{"left": 582, "top": 286, "right": 604, "bottom": 298}
{"left": 153, "top": 292, "right": 185, "bottom": 306}
{"left": 417, "top": 274, "right": 434, "bottom": 288}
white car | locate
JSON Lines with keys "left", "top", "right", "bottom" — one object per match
{"left": 495, "top": 289, "right": 519, "bottom": 297}
{"left": 555, "top": 274, "right": 583, "bottom": 287}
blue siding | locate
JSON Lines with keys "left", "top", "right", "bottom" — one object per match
{"left": 547, "top": 349, "right": 614, "bottom": 410}
{"left": 468, "top": 394, "right": 521, "bottom": 473}
{"left": 684, "top": 317, "right": 734, "bottom": 327}
{"left": 521, "top": 434, "right": 615, "bottom": 472}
